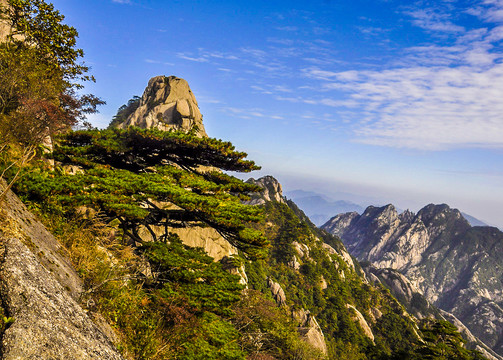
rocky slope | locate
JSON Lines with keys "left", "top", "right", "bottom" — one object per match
{"left": 363, "top": 264, "right": 502, "bottom": 360}
{"left": 323, "top": 203, "right": 503, "bottom": 355}
{"left": 247, "top": 176, "right": 486, "bottom": 359}
{"left": 0, "top": 180, "right": 123, "bottom": 359}
{"left": 115, "top": 75, "right": 207, "bottom": 137}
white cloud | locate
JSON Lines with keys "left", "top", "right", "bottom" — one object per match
{"left": 112, "top": 0, "right": 131, "bottom": 4}
{"left": 315, "top": 63, "right": 503, "bottom": 149}
{"left": 176, "top": 53, "right": 209, "bottom": 63}
{"left": 404, "top": 8, "right": 465, "bottom": 33}
{"left": 298, "top": 2, "right": 503, "bottom": 150}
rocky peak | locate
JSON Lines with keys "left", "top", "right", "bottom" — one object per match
{"left": 323, "top": 202, "right": 503, "bottom": 357}
{"left": 117, "top": 76, "right": 207, "bottom": 137}
{"left": 322, "top": 212, "right": 359, "bottom": 237}
{"left": 246, "top": 175, "right": 286, "bottom": 205}
{"left": 399, "top": 209, "right": 415, "bottom": 223}
{"left": 417, "top": 203, "right": 470, "bottom": 229}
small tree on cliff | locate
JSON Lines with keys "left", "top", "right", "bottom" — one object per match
{"left": 0, "top": 0, "right": 103, "bottom": 198}
{"left": 17, "top": 127, "right": 268, "bottom": 259}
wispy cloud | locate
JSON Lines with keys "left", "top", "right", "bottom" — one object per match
{"left": 112, "top": 0, "right": 131, "bottom": 4}
{"left": 404, "top": 8, "right": 465, "bottom": 33}
{"left": 176, "top": 53, "right": 209, "bottom": 63}
{"left": 295, "top": 2, "right": 503, "bottom": 150}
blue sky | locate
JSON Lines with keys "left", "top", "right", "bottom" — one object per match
{"left": 51, "top": 0, "right": 503, "bottom": 228}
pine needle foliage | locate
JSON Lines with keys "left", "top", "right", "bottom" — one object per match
{"left": 16, "top": 127, "right": 268, "bottom": 258}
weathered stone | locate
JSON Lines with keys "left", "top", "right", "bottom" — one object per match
{"left": 293, "top": 309, "right": 328, "bottom": 355}
{"left": 0, "top": 181, "right": 123, "bottom": 359}
{"left": 267, "top": 278, "right": 287, "bottom": 306}
{"left": 346, "top": 304, "right": 375, "bottom": 343}
{"left": 0, "top": 0, "right": 11, "bottom": 42}
{"left": 0, "top": 237, "right": 124, "bottom": 360}
{"left": 1, "top": 179, "right": 82, "bottom": 299}
{"left": 246, "top": 176, "right": 286, "bottom": 205}
{"left": 116, "top": 75, "right": 207, "bottom": 137}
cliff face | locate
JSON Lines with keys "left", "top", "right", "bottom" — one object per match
{"left": 116, "top": 76, "right": 207, "bottom": 137}
{"left": 246, "top": 175, "right": 286, "bottom": 205}
{"left": 323, "top": 203, "right": 503, "bottom": 356}
{"left": 0, "top": 181, "right": 123, "bottom": 359}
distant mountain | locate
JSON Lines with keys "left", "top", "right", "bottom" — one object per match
{"left": 322, "top": 203, "right": 503, "bottom": 356}
{"left": 285, "top": 190, "right": 365, "bottom": 226}
{"left": 462, "top": 212, "right": 488, "bottom": 227}
{"left": 363, "top": 263, "right": 502, "bottom": 360}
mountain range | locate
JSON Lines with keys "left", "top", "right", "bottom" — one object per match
{"left": 322, "top": 204, "right": 503, "bottom": 357}
{"left": 1, "top": 69, "right": 496, "bottom": 359}
{"left": 285, "top": 190, "right": 365, "bottom": 226}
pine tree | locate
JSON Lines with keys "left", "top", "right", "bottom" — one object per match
{"left": 17, "top": 127, "right": 268, "bottom": 258}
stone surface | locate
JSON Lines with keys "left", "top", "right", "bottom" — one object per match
{"left": 346, "top": 304, "right": 375, "bottom": 343}
{"left": 1, "top": 179, "right": 82, "bottom": 299}
{"left": 117, "top": 75, "right": 207, "bottom": 137}
{"left": 246, "top": 175, "right": 286, "bottom": 205}
{"left": 0, "top": 237, "right": 124, "bottom": 360}
{"left": 0, "top": 0, "right": 9, "bottom": 42}
{"left": 323, "top": 203, "right": 503, "bottom": 356}
{"left": 0, "top": 181, "right": 123, "bottom": 359}
{"left": 267, "top": 278, "right": 287, "bottom": 306}
{"left": 293, "top": 309, "right": 328, "bottom": 355}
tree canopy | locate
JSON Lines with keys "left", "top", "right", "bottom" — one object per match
{"left": 17, "top": 127, "right": 268, "bottom": 258}
{"left": 0, "top": 0, "right": 103, "bottom": 198}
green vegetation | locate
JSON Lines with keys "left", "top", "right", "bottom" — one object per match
{"left": 0, "top": 0, "right": 103, "bottom": 198}
{"left": 246, "top": 201, "right": 487, "bottom": 360}
{"left": 108, "top": 95, "right": 141, "bottom": 128}
{"left": 0, "top": 1, "right": 491, "bottom": 359}
{"left": 16, "top": 127, "right": 267, "bottom": 258}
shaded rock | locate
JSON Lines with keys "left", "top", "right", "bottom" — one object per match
{"left": 0, "top": 236, "right": 123, "bottom": 360}
{"left": 117, "top": 75, "right": 206, "bottom": 137}
{"left": 440, "top": 310, "right": 502, "bottom": 360}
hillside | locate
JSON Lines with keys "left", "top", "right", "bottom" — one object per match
{"left": 1, "top": 72, "right": 491, "bottom": 358}
{"left": 323, "top": 204, "right": 503, "bottom": 357}
{"left": 0, "top": 1, "right": 500, "bottom": 359}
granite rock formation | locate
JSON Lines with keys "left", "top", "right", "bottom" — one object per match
{"left": 0, "top": 181, "right": 123, "bottom": 359}
{"left": 246, "top": 175, "right": 286, "bottom": 205}
{"left": 116, "top": 75, "right": 207, "bottom": 137}
{"left": 323, "top": 203, "right": 503, "bottom": 356}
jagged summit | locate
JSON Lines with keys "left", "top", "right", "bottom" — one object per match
{"left": 322, "top": 202, "right": 503, "bottom": 357}
{"left": 116, "top": 75, "right": 207, "bottom": 137}
{"left": 246, "top": 175, "right": 286, "bottom": 205}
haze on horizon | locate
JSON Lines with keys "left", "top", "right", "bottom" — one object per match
{"left": 53, "top": 0, "right": 503, "bottom": 228}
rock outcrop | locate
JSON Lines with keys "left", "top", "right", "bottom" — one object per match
{"left": 116, "top": 76, "right": 207, "bottom": 137}
{"left": 323, "top": 203, "right": 503, "bottom": 356}
{"left": 293, "top": 309, "right": 328, "bottom": 355}
{"left": 268, "top": 278, "right": 287, "bottom": 306}
{"left": 246, "top": 175, "right": 286, "bottom": 205}
{"left": 0, "top": 237, "right": 123, "bottom": 360}
{"left": 0, "top": 0, "right": 12, "bottom": 42}
{"left": 346, "top": 304, "right": 375, "bottom": 343}
{"left": 0, "top": 181, "right": 123, "bottom": 359}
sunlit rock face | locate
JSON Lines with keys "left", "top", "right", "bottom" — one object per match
{"left": 323, "top": 203, "right": 503, "bottom": 356}
{"left": 117, "top": 75, "right": 207, "bottom": 137}
{"left": 0, "top": 0, "right": 10, "bottom": 42}
{"left": 246, "top": 175, "right": 286, "bottom": 205}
